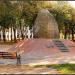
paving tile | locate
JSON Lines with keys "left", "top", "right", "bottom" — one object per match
{"left": 0, "top": 39, "right": 75, "bottom": 73}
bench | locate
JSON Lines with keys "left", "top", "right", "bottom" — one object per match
{"left": 0, "top": 52, "right": 21, "bottom": 65}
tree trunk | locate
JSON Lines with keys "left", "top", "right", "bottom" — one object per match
{"left": 3, "top": 28, "right": 6, "bottom": 42}
{"left": 71, "top": 28, "right": 74, "bottom": 41}
{"left": 21, "top": 30, "right": 24, "bottom": 40}
{"left": 18, "top": 29, "right": 20, "bottom": 41}
{"left": 64, "top": 27, "right": 67, "bottom": 39}
{"left": 11, "top": 27, "right": 13, "bottom": 42}
{"left": 20, "top": 22, "right": 24, "bottom": 40}
{"left": 13, "top": 28, "right": 17, "bottom": 43}
{"left": 64, "top": 32, "right": 67, "bottom": 39}
{"left": 0, "top": 30, "right": 1, "bottom": 41}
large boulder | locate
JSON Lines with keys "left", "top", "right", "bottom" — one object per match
{"left": 33, "top": 9, "right": 59, "bottom": 39}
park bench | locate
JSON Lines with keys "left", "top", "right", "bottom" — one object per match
{"left": 0, "top": 52, "right": 21, "bottom": 65}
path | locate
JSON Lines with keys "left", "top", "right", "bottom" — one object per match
{"left": 0, "top": 39, "right": 75, "bottom": 74}
{"left": 7, "top": 39, "right": 75, "bottom": 65}
{"left": 0, "top": 65, "right": 59, "bottom": 74}
{"left": 2, "top": 39, "right": 75, "bottom": 65}
{"left": 0, "top": 43, "right": 59, "bottom": 74}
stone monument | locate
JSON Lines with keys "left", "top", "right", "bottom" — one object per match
{"left": 33, "top": 9, "right": 59, "bottom": 39}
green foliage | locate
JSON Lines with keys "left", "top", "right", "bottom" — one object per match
{"left": 0, "top": 1, "right": 75, "bottom": 41}
{"left": 46, "top": 64, "right": 75, "bottom": 74}
{"left": 33, "top": 64, "right": 75, "bottom": 74}
{"left": 0, "top": 1, "right": 74, "bottom": 29}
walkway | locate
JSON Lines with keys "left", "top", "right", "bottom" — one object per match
{"left": 0, "top": 65, "right": 58, "bottom": 74}
{"left": 0, "top": 39, "right": 75, "bottom": 74}
{"left": 7, "top": 39, "right": 75, "bottom": 65}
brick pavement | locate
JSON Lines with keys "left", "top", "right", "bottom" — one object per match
{"left": 0, "top": 39, "right": 75, "bottom": 74}
{"left": 7, "top": 39, "right": 75, "bottom": 65}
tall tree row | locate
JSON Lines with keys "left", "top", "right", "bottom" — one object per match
{"left": 0, "top": 1, "right": 75, "bottom": 42}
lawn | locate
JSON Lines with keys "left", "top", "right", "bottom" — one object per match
{"left": 33, "top": 64, "right": 75, "bottom": 74}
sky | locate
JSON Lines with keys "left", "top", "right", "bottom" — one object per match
{"left": 68, "top": 1, "right": 75, "bottom": 8}
{"left": 47, "top": 1, "right": 75, "bottom": 8}
{"left": 11, "top": 1, "right": 75, "bottom": 8}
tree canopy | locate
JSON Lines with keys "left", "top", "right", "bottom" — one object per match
{"left": 0, "top": 1, "right": 75, "bottom": 41}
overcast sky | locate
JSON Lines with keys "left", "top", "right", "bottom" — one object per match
{"left": 68, "top": 1, "right": 75, "bottom": 8}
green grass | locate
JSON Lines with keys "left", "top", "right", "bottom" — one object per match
{"left": 33, "top": 64, "right": 75, "bottom": 74}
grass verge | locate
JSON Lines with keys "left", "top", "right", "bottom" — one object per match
{"left": 33, "top": 64, "right": 75, "bottom": 74}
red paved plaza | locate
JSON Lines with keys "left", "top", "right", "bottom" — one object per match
{"left": 8, "top": 39, "right": 75, "bottom": 65}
